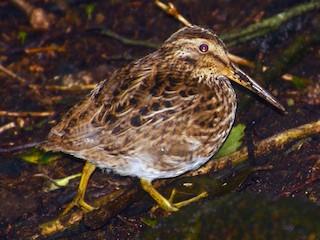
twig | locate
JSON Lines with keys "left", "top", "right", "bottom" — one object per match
{"left": 101, "top": 30, "right": 160, "bottom": 49}
{"left": 0, "top": 64, "right": 48, "bottom": 104}
{"left": 0, "top": 142, "right": 42, "bottom": 153}
{"left": 29, "top": 84, "right": 97, "bottom": 91}
{"left": 154, "top": 0, "right": 191, "bottom": 26}
{"left": 25, "top": 45, "right": 66, "bottom": 54}
{"left": 0, "top": 111, "right": 55, "bottom": 117}
{"left": 0, "top": 63, "right": 26, "bottom": 85}
{"left": 0, "top": 122, "right": 16, "bottom": 134}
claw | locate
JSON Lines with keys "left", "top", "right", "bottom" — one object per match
{"left": 140, "top": 178, "right": 208, "bottom": 212}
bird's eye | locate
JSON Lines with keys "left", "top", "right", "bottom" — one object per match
{"left": 199, "top": 44, "right": 209, "bottom": 53}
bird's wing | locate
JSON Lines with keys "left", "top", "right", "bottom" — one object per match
{"left": 41, "top": 50, "right": 202, "bottom": 154}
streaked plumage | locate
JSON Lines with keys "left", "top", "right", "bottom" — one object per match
{"left": 40, "top": 25, "right": 284, "bottom": 212}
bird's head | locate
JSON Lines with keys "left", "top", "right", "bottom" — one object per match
{"left": 161, "top": 25, "right": 285, "bottom": 112}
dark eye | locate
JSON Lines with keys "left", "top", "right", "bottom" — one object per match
{"left": 199, "top": 44, "right": 209, "bottom": 53}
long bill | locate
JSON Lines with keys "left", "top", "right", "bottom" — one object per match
{"left": 222, "top": 65, "right": 286, "bottom": 113}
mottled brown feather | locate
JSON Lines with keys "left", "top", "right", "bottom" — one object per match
{"left": 40, "top": 25, "right": 237, "bottom": 180}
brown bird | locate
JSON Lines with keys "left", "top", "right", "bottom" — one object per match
{"left": 40, "top": 25, "right": 285, "bottom": 213}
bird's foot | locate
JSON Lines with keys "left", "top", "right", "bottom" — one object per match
{"left": 140, "top": 178, "right": 208, "bottom": 212}
{"left": 61, "top": 193, "right": 96, "bottom": 216}
{"left": 151, "top": 188, "right": 208, "bottom": 212}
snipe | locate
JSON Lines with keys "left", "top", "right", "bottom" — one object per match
{"left": 40, "top": 25, "right": 285, "bottom": 213}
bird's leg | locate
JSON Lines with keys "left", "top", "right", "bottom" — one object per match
{"left": 140, "top": 178, "right": 179, "bottom": 211}
{"left": 140, "top": 179, "right": 208, "bottom": 212}
{"left": 61, "top": 161, "right": 97, "bottom": 216}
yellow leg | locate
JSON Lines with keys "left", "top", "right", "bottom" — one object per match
{"left": 140, "top": 178, "right": 208, "bottom": 212}
{"left": 61, "top": 161, "right": 96, "bottom": 216}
